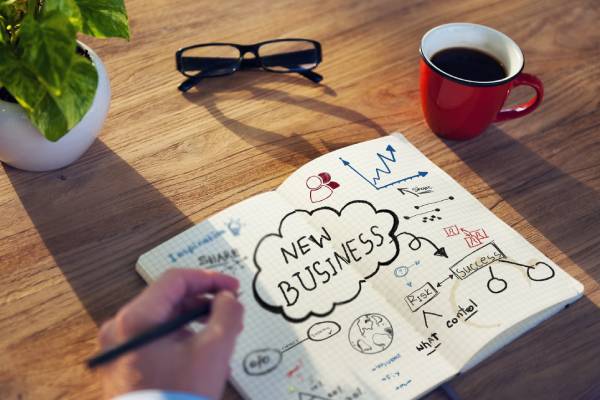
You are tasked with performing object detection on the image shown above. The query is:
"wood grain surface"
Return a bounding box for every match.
[1,0,599,399]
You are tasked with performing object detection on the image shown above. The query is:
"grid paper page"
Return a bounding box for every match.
[137,190,455,399]
[137,133,583,400]
[277,132,583,372]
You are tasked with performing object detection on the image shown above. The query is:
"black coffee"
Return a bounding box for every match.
[430,47,507,82]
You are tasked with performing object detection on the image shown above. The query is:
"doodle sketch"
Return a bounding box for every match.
[253,200,400,322]
[348,313,394,355]
[243,348,283,376]
[339,144,428,190]
[306,172,340,203]
[137,134,582,400]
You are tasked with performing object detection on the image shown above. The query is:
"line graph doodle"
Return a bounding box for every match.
[372,144,398,184]
[339,144,428,190]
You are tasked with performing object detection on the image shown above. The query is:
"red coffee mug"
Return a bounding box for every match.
[420,23,543,140]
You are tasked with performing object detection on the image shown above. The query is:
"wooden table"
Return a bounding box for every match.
[1,0,598,398]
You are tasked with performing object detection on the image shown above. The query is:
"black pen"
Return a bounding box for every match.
[87,301,212,369]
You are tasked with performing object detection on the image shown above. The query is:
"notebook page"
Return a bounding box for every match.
[461,298,575,372]
[137,190,456,399]
[276,133,582,372]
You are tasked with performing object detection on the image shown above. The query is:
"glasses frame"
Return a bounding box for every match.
[175,38,323,92]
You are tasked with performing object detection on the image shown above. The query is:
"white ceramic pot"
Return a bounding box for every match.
[0,41,110,172]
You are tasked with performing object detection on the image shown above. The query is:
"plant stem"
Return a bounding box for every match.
[27,0,39,18]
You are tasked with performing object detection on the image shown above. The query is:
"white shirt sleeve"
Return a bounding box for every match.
[114,390,209,400]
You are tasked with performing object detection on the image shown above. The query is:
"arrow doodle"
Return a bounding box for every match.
[339,144,428,190]
[396,231,448,258]
[414,196,455,210]
[422,310,443,328]
[436,274,454,288]
[397,187,419,197]
[433,247,448,258]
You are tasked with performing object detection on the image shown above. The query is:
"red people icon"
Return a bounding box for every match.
[306,172,340,203]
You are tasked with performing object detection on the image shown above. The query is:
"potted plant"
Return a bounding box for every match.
[0,0,129,171]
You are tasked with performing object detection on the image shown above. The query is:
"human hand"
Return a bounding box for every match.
[97,269,244,399]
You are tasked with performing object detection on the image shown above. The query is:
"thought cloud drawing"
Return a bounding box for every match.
[252,200,400,322]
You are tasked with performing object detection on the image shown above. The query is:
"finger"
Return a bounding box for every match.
[178,295,213,324]
[172,325,196,341]
[200,291,244,346]
[116,269,239,336]
[98,319,117,348]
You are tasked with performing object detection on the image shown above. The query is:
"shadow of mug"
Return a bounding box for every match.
[444,125,600,285]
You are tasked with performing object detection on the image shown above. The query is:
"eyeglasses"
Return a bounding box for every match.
[175,39,323,92]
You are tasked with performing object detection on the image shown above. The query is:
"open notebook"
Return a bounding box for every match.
[137,133,583,400]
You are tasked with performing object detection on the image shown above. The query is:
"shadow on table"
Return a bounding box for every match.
[433,124,600,399]
[181,71,386,165]
[448,295,600,398]
[4,140,194,325]
[444,126,600,285]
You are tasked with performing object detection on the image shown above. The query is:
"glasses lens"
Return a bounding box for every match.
[180,45,241,77]
[258,40,319,72]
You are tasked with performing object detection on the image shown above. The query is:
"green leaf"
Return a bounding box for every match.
[30,92,69,141]
[0,18,6,43]
[18,11,77,95]
[0,0,27,27]
[43,0,82,30]
[33,56,98,141]
[0,45,98,141]
[76,0,129,39]
[0,44,43,111]
[52,54,98,129]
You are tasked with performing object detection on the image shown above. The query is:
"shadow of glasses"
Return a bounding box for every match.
[179,71,387,166]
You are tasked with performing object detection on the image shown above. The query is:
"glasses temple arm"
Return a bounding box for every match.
[178,73,204,92]
[298,69,323,83]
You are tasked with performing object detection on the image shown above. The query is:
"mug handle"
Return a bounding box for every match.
[494,73,544,122]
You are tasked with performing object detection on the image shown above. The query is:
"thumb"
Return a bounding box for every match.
[200,291,244,347]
